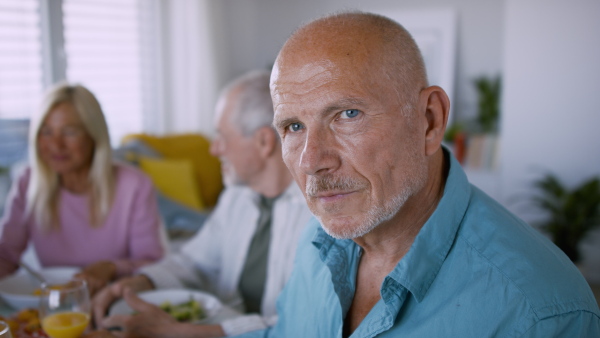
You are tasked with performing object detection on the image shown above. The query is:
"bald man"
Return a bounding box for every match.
[234,11,599,338]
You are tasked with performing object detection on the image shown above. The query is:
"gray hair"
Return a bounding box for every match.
[222,70,275,136]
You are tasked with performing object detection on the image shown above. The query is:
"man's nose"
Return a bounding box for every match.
[298,129,339,176]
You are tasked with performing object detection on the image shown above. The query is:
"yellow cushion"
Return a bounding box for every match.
[122,133,223,208]
[138,156,205,210]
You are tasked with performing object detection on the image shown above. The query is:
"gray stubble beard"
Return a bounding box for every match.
[306,166,427,240]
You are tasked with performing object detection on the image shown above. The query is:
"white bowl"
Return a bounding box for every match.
[0,267,79,310]
[109,289,224,323]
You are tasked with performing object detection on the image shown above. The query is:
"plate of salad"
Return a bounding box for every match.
[109,289,223,323]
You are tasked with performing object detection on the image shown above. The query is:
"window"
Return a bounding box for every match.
[0,0,44,119]
[0,0,159,145]
[63,0,145,144]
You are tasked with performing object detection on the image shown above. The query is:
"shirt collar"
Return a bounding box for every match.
[310,148,472,303]
[389,149,471,302]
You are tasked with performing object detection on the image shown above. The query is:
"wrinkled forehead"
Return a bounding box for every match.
[270,59,336,98]
[271,20,388,91]
[270,46,393,118]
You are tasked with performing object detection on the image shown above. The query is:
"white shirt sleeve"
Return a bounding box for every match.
[138,191,231,291]
[221,314,278,336]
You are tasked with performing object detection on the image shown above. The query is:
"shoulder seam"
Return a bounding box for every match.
[458,236,539,318]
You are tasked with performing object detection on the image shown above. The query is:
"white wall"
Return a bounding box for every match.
[500,0,600,281]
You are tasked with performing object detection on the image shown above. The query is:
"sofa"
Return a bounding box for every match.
[115,133,224,238]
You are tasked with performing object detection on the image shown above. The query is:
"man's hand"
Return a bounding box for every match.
[101,289,227,338]
[101,288,180,337]
[92,275,154,329]
[75,261,117,296]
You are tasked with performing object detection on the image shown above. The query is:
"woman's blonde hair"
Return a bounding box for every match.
[27,83,115,229]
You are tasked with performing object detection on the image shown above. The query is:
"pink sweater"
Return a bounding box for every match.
[0,163,164,278]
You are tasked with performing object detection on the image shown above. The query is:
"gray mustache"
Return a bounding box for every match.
[306,176,366,196]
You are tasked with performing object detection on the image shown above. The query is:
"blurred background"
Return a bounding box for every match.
[0,0,599,281]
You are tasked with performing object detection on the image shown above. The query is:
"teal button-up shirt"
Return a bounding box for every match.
[236,152,600,337]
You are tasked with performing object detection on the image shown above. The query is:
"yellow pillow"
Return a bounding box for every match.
[138,156,205,210]
[121,133,223,208]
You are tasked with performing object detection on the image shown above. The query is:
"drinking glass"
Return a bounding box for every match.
[0,320,13,338]
[39,278,91,338]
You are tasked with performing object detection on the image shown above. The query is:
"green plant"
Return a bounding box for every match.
[474,75,501,133]
[443,123,464,143]
[532,174,600,262]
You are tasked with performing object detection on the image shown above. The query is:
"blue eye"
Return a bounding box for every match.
[288,122,304,132]
[340,109,360,119]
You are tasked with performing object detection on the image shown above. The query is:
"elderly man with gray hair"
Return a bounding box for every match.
[90,70,313,337]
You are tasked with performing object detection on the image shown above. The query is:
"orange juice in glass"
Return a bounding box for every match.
[39,279,90,338]
[0,320,13,338]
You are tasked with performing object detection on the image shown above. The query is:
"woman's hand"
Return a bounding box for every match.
[75,261,117,296]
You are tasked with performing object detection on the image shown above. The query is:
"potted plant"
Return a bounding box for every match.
[531,173,600,263]
[458,75,501,170]
[443,123,466,164]
[474,75,501,134]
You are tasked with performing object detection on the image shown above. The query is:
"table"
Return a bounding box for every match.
[1,291,241,327]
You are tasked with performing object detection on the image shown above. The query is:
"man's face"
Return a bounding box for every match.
[271,49,428,239]
[210,92,262,187]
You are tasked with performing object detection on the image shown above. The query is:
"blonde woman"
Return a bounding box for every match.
[0,83,164,294]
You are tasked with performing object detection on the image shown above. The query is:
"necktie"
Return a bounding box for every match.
[238,195,276,313]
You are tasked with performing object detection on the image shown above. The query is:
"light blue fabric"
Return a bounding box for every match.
[0,118,30,216]
[235,151,600,337]
[0,118,29,168]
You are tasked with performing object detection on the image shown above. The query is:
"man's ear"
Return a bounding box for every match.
[255,126,278,158]
[419,86,450,156]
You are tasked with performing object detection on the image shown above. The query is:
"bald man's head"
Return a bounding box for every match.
[269,11,450,239]
[272,11,429,112]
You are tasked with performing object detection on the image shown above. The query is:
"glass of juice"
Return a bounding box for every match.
[39,278,90,338]
[0,320,13,338]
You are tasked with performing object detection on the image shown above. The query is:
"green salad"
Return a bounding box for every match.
[159,297,206,322]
